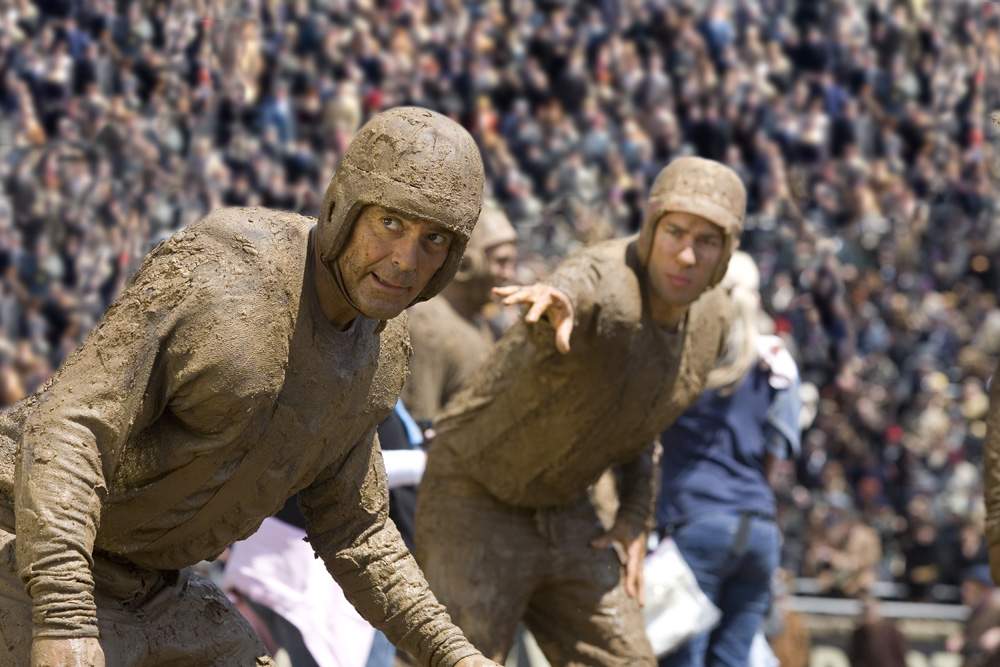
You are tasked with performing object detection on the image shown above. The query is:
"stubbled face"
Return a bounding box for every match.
[485,241,518,286]
[337,204,454,319]
[646,211,725,325]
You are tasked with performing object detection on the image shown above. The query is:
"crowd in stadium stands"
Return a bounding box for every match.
[0,0,998,603]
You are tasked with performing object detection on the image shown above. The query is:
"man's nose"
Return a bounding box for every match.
[677,244,696,267]
[392,235,420,272]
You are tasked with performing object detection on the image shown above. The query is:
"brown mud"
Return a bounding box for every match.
[403,203,516,423]
[416,473,655,666]
[403,296,493,423]
[0,106,490,667]
[317,106,485,304]
[415,157,744,664]
[427,237,731,520]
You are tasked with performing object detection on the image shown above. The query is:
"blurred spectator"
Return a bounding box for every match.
[802,505,881,597]
[847,595,909,667]
[947,565,1000,667]
[902,514,947,600]
[657,252,801,667]
[765,570,810,667]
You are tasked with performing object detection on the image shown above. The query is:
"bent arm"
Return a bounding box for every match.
[543,250,601,317]
[617,442,662,533]
[15,252,187,638]
[301,431,477,667]
[493,250,603,355]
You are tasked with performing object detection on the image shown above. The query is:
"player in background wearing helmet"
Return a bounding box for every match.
[0,107,500,667]
[413,156,746,665]
[403,202,518,426]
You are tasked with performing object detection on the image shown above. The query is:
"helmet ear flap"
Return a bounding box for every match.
[318,195,355,266]
[708,235,736,287]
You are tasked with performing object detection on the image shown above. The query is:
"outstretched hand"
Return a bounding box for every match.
[591,521,648,606]
[493,283,574,354]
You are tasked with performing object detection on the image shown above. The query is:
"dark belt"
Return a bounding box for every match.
[659,510,774,541]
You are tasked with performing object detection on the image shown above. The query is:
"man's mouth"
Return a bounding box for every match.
[371,272,410,292]
[666,274,692,288]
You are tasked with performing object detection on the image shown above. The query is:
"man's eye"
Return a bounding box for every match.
[382,217,402,231]
[427,233,448,246]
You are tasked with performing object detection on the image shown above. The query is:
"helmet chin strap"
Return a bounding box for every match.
[329,255,367,317]
[328,257,398,333]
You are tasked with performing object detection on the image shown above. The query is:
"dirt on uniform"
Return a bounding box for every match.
[414,156,745,666]
[416,238,733,664]
[402,203,517,424]
[428,239,731,519]
[403,297,493,423]
[0,107,486,667]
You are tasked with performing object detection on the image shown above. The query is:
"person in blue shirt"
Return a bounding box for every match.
[657,251,801,667]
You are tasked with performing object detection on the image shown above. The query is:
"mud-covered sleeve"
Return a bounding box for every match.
[616,441,663,532]
[300,429,478,667]
[14,247,192,639]
[984,371,1000,546]
[442,337,490,407]
[540,250,601,334]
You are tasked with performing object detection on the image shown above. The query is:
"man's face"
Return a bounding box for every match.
[646,211,725,323]
[485,241,518,286]
[336,205,454,319]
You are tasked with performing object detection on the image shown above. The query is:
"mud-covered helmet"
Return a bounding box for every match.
[317,106,486,302]
[637,156,746,287]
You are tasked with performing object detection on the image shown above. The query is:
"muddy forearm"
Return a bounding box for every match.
[15,413,104,638]
[617,442,662,532]
[544,252,600,325]
[302,436,477,667]
[329,522,478,667]
[12,333,139,638]
[11,243,192,637]
[985,373,1000,546]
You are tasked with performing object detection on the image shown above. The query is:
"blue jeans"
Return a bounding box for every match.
[659,513,779,667]
[364,630,396,667]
